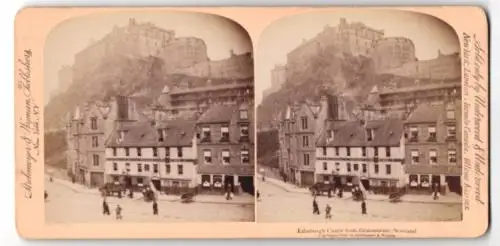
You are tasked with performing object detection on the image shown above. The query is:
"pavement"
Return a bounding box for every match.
[45,179,254,223]
[257,174,462,205]
[47,176,254,205]
[257,179,462,222]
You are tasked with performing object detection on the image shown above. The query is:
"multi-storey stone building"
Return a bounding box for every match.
[371,37,417,71]
[277,96,344,186]
[104,119,198,194]
[65,96,141,187]
[403,99,462,195]
[315,119,406,194]
[195,103,255,195]
[157,78,253,117]
[262,64,287,99]
[174,51,253,79]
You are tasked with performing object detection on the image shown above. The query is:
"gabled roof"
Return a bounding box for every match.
[197,104,238,124]
[106,119,196,147]
[316,119,404,147]
[405,103,443,124]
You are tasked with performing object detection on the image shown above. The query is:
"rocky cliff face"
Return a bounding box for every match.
[258,44,381,129]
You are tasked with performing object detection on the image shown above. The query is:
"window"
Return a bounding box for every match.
[157,129,164,142]
[125,147,130,156]
[239,110,248,120]
[327,130,334,141]
[91,136,99,147]
[323,162,327,171]
[221,126,230,142]
[346,147,351,157]
[374,147,379,157]
[241,150,250,164]
[165,164,171,174]
[153,147,158,157]
[93,154,99,166]
[366,128,373,141]
[429,150,437,165]
[428,126,437,141]
[153,164,158,173]
[303,153,310,166]
[113,162,118,171]
[222,150,230,165]
[125,163,130,172]
[354,163,359,171]
[411,150,420,164]
[447,109,455,120]
[137,163,143,172]
[178,165,183,175]
[137,147,141,157]
[335,147,339,156]
[91,117,97,130]
[385,147,391,157]
[447,126,457,139]
[301,116,308,129]
[322,147,327,156]
[386,164,391,175]
[362,147,366,157]
[335,162,340,172]
[409,126,419,141]
[240,124,250,142]
[202,127,211,142]
[347,163,351,172]
[362,164,367,173]
[137,177,143,184]
[374,164,379,173]
[204,150,212,164]
[144,164,150,172]
[112,148,117,156]
[448,150,457,164]
[302,136,309,147]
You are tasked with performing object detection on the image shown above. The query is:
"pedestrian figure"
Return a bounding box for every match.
[327,188,332,198]
[102,199,110,215]
[152,201,158,215]
[338,188,343,198]
[115,205,123,220]
[262,175,265,182]
[312,199,320,215]
[361,201,367,215]
[118,190,122,199]
[325,204,332,219]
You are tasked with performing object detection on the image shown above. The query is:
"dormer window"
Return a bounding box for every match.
[220,125,229,142]
[327,130,334,142]
[157,129,165,142]
[202,127,211,143]
[91,117,98,130]
[301,116,308,130]
[118,130,126,143]
[239,110,248,120]
[409,126,419,142]
[428,126,437,142]
[366,128,374,141]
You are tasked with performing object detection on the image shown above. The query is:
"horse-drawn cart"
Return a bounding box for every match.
[388,189,405,203]
[181,193,195,203]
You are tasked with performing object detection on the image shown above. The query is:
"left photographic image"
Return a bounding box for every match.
[43,11,255,223]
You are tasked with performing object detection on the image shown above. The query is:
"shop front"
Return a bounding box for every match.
[405,165,462,196]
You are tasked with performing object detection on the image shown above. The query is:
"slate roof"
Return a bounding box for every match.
[197,104,239,124]
[405,104,443,124]
[379,82,460,95]
[316,119,404,147]
[106,119,196,147]
[170,82,252,95]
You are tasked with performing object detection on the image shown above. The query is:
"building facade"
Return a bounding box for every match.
[157,78,254,117]
[277,96,338,187]
[403,100,462,195]
[371,37,417,71]
[262,64,287,99]
[104,119,198,194]
[65,96,141,187]
[315,119,406,194]
[195,103,255,195]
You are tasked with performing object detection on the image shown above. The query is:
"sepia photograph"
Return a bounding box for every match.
[256,10,463,222]
[43,11,256,223]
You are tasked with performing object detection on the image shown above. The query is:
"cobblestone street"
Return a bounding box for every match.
[257,180,462,222]
[45,179,255,223]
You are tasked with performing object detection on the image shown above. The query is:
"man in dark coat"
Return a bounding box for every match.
[102,199,110,215]
[361,201,367,215]
[153,201,158,215]
[313,199,320,215]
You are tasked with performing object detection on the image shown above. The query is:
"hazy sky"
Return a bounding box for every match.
[255,9,460,104]
[44,11,252,105]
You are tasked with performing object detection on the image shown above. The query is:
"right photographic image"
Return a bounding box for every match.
[255,9,462,222]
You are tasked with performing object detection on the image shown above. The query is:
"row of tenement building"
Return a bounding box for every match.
[277,82,462,195]
[66,81,255,195]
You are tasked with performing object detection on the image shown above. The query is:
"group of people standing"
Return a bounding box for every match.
[101,190,160,220]
[312,193,368,220]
